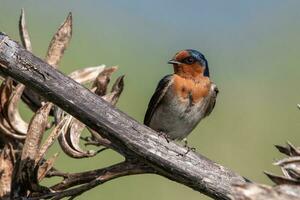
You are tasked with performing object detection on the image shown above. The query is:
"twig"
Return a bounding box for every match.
[29,161,153,200]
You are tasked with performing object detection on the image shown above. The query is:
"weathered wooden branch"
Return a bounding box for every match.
[0,32,246,199]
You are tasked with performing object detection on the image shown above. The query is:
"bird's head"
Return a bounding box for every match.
[168,49,209,78]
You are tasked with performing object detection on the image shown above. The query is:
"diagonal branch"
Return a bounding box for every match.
[0,32,246,200]
[50,160,153,191]
[30,161,153,200]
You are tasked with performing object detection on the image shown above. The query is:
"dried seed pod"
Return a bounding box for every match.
[58,115,96,158]
[0,79,26,139]
[233,143,300,199]
[20,103,52,163]
[264,172,300,185]
[11,103,52,195]
[7,84,28,135]
[68,65,105,84]
[37,153,59,181]
[102,75,124,105]
[45,12,72,68]
[93,66,118,96]
[233,183,300,200]
[19,8,32,52]
[36,115,69,163]
[275,142,300,156]
[57,67,124,156]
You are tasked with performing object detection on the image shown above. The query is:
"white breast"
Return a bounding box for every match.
[149,84,216,140]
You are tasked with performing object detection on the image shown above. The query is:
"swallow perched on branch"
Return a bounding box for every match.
[144,49,218,142]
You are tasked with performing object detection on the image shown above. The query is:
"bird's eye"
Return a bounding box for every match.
[184,57,196,64]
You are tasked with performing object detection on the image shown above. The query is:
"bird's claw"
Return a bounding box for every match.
[158,131,170,143]
[175,139,196,156]
[176,146,196,157]
[184,146,196,155]
[183,138,196,155]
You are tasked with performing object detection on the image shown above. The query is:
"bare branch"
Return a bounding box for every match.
[30,161,154,199]
[86,127,112,148]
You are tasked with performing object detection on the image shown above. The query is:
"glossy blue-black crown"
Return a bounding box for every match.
[186,49,209,77]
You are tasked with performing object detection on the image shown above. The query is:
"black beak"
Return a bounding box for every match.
[168,59,182,65]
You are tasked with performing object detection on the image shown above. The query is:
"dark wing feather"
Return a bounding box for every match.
[144,75,173,126]
[203,83,218,118]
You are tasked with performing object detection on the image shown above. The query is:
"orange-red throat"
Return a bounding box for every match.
[173,62,206,78]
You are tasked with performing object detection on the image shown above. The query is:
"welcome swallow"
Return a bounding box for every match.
[144,49,218,141]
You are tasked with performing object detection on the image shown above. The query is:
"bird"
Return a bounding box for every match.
[144,49,218,143]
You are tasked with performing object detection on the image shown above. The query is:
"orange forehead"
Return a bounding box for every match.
[174,50,190,61]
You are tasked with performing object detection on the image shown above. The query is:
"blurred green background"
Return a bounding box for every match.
[1,0,300,199]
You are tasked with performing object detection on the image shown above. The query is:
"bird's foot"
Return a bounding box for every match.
[184,146,196,155]
[183,138,196,155]
[183,138,188,148]
[176,138,196,156]
[158,131,170,143]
